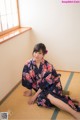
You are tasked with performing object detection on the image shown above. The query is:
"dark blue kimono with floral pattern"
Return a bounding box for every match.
[22,59,80,111]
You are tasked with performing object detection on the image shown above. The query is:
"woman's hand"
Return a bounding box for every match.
[28,95,37,104]
[28,88,42,105]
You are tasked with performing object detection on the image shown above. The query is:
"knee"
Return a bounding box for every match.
[47,94,52,100]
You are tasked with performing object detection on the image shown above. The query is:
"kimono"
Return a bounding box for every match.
[22,58,80,111]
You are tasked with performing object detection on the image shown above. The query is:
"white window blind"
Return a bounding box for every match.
[0,0,19,33]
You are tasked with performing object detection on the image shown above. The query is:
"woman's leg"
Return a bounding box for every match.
[47,94,80,120]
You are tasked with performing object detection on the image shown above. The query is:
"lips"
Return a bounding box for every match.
[35,57,39,59]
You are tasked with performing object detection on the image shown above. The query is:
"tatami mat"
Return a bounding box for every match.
[0,71,80,120]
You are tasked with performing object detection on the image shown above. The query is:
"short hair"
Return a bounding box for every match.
[33,43,47,55]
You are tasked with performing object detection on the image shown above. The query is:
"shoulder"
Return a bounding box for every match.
[44,60,52,66]
[44,60,56,69]
[23,59,33,68]
[43,60,54,72]
[25,59,32,65]
[23,59,33,71]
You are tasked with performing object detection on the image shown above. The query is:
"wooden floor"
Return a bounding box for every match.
[0,71,80,120]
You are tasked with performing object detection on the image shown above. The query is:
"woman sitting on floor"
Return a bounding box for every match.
[22,43,80,120]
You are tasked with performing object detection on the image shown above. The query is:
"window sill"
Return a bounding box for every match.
[0,27,32,44]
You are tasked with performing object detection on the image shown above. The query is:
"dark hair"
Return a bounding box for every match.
[33,43,47,55]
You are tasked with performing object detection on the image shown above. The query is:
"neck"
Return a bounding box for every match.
[36,62,40,68]
[33,58,42,63]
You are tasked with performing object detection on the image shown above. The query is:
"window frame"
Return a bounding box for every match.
[0,0,20,36]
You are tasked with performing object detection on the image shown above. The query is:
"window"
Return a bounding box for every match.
[0,0,19,36]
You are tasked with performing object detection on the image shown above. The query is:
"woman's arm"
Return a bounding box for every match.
[28,88,42,104]
[22,64,33,89]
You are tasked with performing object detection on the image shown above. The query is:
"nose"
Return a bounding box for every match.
[36,52,39,56]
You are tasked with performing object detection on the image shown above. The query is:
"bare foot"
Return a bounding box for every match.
[23,90,32,96]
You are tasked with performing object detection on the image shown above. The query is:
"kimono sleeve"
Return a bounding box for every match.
[52,66,59,77]
[52,65,61,77]
[22,65,32,89]
[39,63,61,90]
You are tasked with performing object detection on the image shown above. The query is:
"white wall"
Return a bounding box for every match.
[19,0,80,72]
[0,31,32,101]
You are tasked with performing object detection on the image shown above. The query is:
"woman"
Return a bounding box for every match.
[22,43,80,120]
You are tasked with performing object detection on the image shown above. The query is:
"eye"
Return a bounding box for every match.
[34,51,37,53]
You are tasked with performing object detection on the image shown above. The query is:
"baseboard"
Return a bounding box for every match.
[57,70,80,73]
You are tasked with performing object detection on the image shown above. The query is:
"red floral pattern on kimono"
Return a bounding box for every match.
[22,59,80,111]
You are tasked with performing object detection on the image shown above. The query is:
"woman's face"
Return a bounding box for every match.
[33,50,44,62]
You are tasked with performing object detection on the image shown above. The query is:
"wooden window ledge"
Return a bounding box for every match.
[0,27,32,44]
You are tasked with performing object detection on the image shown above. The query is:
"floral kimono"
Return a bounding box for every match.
[22,59,80,111]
